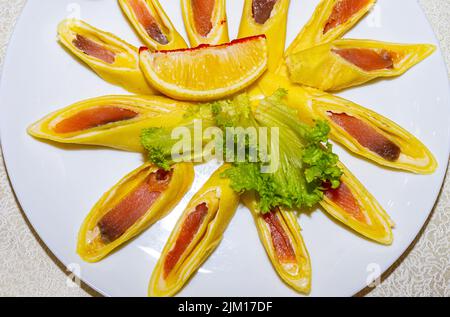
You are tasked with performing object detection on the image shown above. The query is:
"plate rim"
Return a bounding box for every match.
[0,0,449,297]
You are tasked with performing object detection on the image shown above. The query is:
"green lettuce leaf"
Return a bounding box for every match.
[217,89,342,213]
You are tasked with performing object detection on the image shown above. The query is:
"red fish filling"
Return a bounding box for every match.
[98,169,173,243]
[54,106,138,134]
[328,112,401,161]
[252,0,278,24]
[333,48,394,71]
[73,34,116,64]
[191,0,215,37]
[324,182,365,222]
[323,0,370,34]
[263,208,296,263]
[164,202,209,278]
[128,0,168,44]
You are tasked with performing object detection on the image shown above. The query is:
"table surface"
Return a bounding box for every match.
[0,0,449,297]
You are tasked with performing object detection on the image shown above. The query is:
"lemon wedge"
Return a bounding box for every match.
[139,35,268,101]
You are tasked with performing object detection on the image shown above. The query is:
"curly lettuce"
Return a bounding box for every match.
[218,89,342,212]
[141,89,342,213]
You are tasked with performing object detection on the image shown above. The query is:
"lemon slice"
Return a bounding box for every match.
[139,35,268,101]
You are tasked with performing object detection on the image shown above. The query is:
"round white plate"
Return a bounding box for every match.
[1,0,449,297]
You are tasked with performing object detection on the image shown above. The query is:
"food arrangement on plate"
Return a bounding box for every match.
[27,0,437,296]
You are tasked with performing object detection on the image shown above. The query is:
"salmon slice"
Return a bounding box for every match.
[252,0,278,24]
[333,48,394,71]
[98,169,173,243]
[73,34,116,64]
[329,112,401,161]
[164,202,209,278]
[263,208,296,263]
[324,182,365,222]
[128,0,168,44]
[54,106,138,134]
[323,0,370,34]
[192,0,215,36]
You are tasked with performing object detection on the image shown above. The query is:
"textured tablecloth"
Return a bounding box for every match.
[0,0,449,297]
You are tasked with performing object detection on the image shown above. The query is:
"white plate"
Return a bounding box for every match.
[0,0,449,297]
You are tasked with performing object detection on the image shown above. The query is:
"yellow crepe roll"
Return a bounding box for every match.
[258,73,437,174]
[320,163,394,245]
[58,19,155,94]
[286,0,376,55]
[270,0,376,77]
[286,39,436,91]
[28,95,191,152]
[118,0,187,50]
[303,87,438,174]
[181,0,229,46]
[77,162,194,262]
[149,164,240,297]
[238,0,290,72]
[242,192,311,294]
